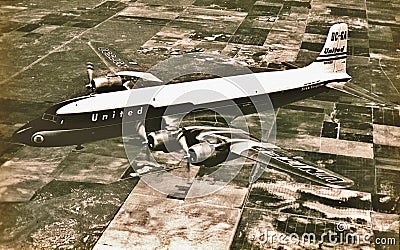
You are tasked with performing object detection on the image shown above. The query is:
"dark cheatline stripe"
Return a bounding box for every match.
[317,52,347,57]
[315,55,347,62]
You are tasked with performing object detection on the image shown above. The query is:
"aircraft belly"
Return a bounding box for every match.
[269,84,330,108]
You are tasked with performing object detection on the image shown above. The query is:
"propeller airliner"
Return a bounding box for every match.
[13,23,356,189]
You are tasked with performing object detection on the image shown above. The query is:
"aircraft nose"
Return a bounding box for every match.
[12,124,34,145]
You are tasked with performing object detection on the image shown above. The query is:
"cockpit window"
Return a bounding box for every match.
[42,113,62,124]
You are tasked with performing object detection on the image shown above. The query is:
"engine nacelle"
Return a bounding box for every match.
[188,142,216,164]
[147,130,179,152]
[86,76,124,92]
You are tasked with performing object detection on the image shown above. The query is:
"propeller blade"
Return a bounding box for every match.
[87,62,94,82]
[177,130,189,156]
[136,122,148,144]
[177,130,190,172]
[135,122,151,160]
[186,159,190,173]
[86,62,95,90]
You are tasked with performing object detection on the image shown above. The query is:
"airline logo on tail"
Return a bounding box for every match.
[324,46,345,54]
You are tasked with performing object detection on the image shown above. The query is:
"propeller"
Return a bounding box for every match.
[86,62,95,91]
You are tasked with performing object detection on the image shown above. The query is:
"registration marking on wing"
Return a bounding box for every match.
[248,146,354,188]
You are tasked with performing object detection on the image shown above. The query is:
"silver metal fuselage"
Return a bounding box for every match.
[12,68,351,147]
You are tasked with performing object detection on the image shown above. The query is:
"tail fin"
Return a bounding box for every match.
[308,23,348,73]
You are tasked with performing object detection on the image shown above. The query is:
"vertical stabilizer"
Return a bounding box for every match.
[308,23,348,73]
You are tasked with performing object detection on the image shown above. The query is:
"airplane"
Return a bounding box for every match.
[12,23,355,188]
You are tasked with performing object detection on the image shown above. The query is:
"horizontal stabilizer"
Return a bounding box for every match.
[326,82,396,107]
[282,61,300,69]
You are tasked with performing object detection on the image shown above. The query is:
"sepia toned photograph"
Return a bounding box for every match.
[0,0,399,249]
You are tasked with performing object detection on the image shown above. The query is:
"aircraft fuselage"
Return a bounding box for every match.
[12,68,350,147]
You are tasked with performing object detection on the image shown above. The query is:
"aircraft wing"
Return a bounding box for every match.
[230,140,354,188]
[145,115,354,191]
[86,42,164,91]
[87,41,133,73]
